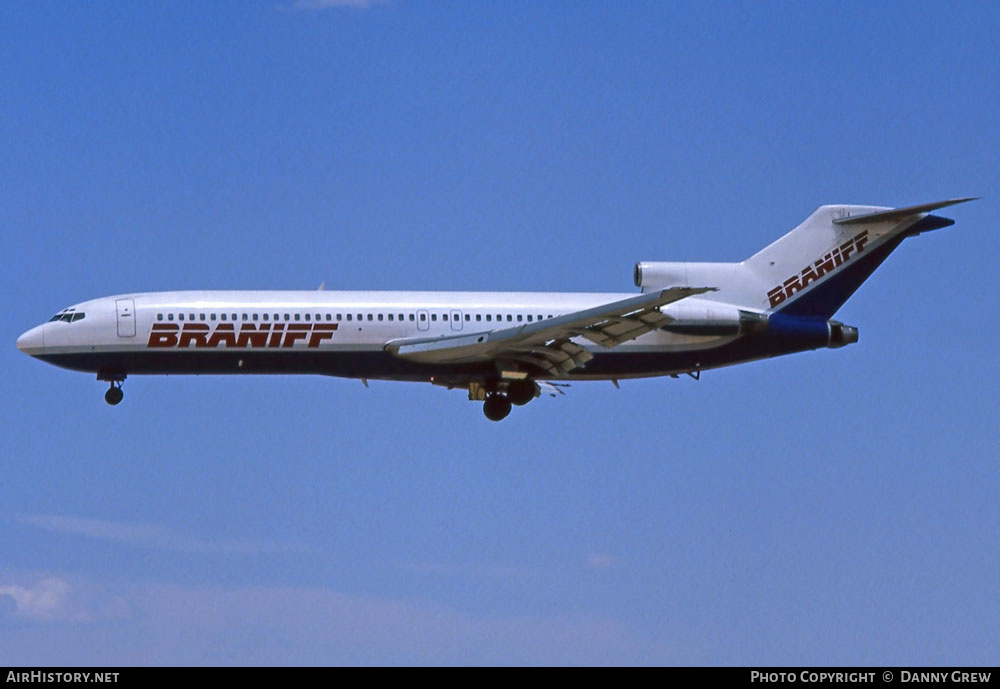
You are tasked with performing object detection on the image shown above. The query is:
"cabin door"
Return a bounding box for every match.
[116,299,136,337]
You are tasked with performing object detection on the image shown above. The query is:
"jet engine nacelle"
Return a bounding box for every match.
[634,260,757,305]
[659,300,744,336]
[634,261,686,289]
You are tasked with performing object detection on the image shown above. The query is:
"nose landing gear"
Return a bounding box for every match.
[104,382,124,406]
[99,371,126,406]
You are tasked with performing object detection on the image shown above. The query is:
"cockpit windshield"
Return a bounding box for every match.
[49,310,85,323]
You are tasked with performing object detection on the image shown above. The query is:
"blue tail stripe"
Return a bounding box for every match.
[776,236,904,318]
[775,214,953,318]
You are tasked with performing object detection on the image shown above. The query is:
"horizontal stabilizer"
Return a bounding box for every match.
[832,197,977,225]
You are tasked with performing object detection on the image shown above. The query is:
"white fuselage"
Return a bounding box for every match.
[18,290,744,384]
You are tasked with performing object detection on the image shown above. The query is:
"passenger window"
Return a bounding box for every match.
[476,314,482,321]
[347,314,353,321]
[506,315,512,322]
[527,315,533,322]
[210,313,217,321]
[199,314,205,321]
[517,315,523,322]
[179,314,184,321]
[168,313,174,321]
[431,314,437,321]
[409,314,415,321]
[337,314,342,321]
[486,315,492,322]
[220,314,227,321]
[443,313,448,321]
[367,314,373,321]
[326,314,331,321]
[387,314,393,321]
[284,314,290,321]
[232,314,237,321]
[419,313,426,321]
[357,314,362,321]
[157,314,163,321]
[378,314,383,321]
[398,314,404,321]
[305,314,311,321]
[263,313,269,321]
[465,314,470,321]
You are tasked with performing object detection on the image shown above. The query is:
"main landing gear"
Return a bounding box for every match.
[479,380,538,421]
[483,393,512,421]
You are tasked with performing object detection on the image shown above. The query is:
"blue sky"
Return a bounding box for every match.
[2,0,998,665]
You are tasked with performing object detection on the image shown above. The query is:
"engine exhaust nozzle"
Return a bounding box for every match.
[828,322,859,348]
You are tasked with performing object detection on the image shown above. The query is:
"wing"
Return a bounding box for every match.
[384,287,714,377]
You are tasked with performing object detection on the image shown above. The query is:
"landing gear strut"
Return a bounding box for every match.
[483,393,512,422]
[104,381,124,406]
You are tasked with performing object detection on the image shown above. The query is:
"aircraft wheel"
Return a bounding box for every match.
[105,386,123,406]
[483,394,512,421]
[506,380,538,406]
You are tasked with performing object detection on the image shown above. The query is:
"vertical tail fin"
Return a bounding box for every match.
[743,199,972,318]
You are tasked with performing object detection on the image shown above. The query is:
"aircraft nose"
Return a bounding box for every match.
[17,324,45,354]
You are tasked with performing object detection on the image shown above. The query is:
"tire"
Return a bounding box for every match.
[483,394,512,421]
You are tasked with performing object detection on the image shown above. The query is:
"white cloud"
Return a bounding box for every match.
[586,553,617,569]
[14,514,312,556]
[401,561,542,581]
[0,572,678,664]
[0,576,128,624]
[115,582,662,664]
[289,0,386,10]
[0,578,70,622]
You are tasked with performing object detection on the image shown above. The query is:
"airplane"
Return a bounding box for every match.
[17,198,974,421]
